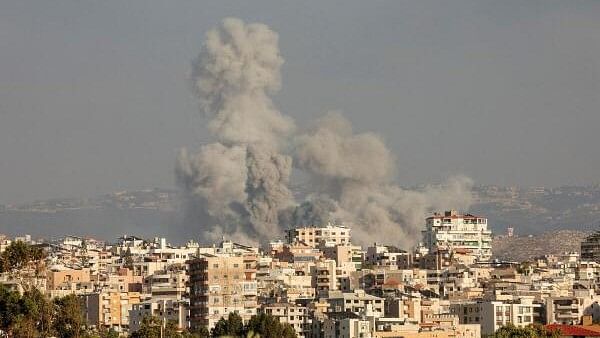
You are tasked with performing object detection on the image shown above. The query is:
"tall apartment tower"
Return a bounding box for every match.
[422,210,492,262]
[581,231,600,263]
[188,245,258,331]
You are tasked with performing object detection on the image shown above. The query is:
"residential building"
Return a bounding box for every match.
[422,210,492,262]
[188,243,258,331]
[262,303,311,337]
[286,223,351,248]
[582,232,600,263]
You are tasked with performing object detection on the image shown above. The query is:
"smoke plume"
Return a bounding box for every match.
[177,18,293,244]
[178,18,474,247]
[292,113,473,247]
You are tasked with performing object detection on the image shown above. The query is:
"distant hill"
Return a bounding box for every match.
[492,230,589,262]
[471,185,600,235]
[2,185,600,244]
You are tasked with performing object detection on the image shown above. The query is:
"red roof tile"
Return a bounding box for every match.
[546,324,600,336]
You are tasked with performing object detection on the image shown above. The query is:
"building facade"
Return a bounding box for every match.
[188,251,258,331]
[581,231,600,263]
[286,224,351,248]
[422,210,492,262]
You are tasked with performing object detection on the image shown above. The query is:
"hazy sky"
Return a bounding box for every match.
[1,1,599,205]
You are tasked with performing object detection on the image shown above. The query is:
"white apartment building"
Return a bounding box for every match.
[545,288,600,325]
[422,210,492,262]
[328,289,385,318]
[449,297,539,335]
[323,317,372,338]
[286,223,351,248]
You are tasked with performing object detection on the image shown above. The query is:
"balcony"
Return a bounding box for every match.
[555,304,578,310]
[556,312,579,319]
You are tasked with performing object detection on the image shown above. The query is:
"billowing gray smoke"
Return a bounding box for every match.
[178,18,473,247]
[176,18,293,245]
[291,112,473,247]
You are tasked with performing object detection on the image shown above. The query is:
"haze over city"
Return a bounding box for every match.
[1,0,599,207]
[3,2,600,338]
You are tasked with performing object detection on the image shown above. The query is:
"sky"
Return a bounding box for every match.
[0,0,599,205]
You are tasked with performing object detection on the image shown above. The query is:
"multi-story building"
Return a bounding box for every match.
[581,231,600,263]
[145,269,188,300]
[129,299,189,332]
[449,297,539,335]
[286,223,351,248]
[422,210,492,262]
[545,290,600,325]
[366,244,409,269]
[327,289,385,318]
[262,303,311,337]
[323,315,372,338]
[322,244,363,270]
[312,260,338,298]
[47,268,91,291]
[188,243,258,331]
[82,291,141,333]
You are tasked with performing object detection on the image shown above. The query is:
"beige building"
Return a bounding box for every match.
[323,244,363,270]
[47,268,91,290]
[262,303,311,337]
[286,224,351,248]
[449,297,539,335]
[313,259,338,298]
[328,289,385,318]
[546,290,600,325]
[145,268,188,300]
[129,299,189,333]
[188,250,258,331]
[324,316,372,338]
[82,291,141,333]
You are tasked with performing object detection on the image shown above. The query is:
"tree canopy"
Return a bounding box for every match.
[0,285,89,338]
[129,312,297,338]
[0,241,46,273]
[486,323,560,338]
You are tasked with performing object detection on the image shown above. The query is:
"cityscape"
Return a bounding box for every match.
[2,1,600,338]
[3,210,600,337]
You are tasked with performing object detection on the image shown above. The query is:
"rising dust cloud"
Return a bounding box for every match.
[176,18,473,247]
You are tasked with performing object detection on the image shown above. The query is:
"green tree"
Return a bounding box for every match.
[80,239,90,268]
[106,328,121,338]
[0,284,26,334]
[0,284,55,337]
[244,313,296,338]
[0,241,47,283]
[183,326,209,338]
[97,326,120,338]
[211,312,244,337]
[164,319,183,338]
[22,288,54,336]
[12,315,40,338]
[123,247,134,270]
[53,294,85,338]
[486,323,560,338]
[130,315,161,338]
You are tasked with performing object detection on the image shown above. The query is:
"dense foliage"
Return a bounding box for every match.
[486,323,560,338]
[0,241,46,273]
[129,312,296,338]
[0,285,96,338]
